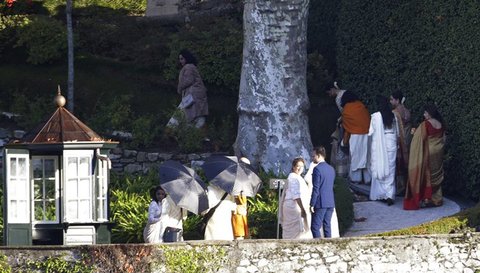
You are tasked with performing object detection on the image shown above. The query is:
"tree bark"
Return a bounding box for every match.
[234,0,312,175]
[66,0,74,112]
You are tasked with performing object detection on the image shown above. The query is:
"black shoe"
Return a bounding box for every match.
[386,198,394,206]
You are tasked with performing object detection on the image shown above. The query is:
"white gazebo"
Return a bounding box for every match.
[3,90,118,245]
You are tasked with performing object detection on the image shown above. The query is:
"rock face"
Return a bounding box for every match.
[234,0,312,175]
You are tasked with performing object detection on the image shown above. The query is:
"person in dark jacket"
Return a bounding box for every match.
[310,146,336,238]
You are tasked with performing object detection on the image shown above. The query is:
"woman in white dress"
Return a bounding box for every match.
[280,157,313,239]
[369,95,398,205]
[204,185,236,240]
[143,186,166,243]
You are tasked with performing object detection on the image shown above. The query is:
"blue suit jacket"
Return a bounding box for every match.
[310,162,336,208]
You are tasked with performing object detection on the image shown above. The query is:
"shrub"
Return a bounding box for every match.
[9,89,52,130]
[42,0,146,15]
[15,15,66,64]
[88,94,133,134]
[130,115,160,149]
[0,15,29,58]
[110,172,158,243]
[167,109,204,153]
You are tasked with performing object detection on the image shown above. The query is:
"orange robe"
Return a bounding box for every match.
[342,101,370,145]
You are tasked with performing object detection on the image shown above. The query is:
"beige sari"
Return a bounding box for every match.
[403,121,444,210]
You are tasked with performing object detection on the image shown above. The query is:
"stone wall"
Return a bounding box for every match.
[145,0,240,20]
[109,147,219,174]
[1,234,479,272]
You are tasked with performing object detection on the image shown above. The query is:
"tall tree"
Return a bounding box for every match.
[234,0,312,175]
[66,0,74,112]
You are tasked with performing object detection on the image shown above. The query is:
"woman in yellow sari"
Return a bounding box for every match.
[403,104,445,210]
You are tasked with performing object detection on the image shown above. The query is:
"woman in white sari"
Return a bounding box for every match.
[280,157,313,239]
[369,96,398,205]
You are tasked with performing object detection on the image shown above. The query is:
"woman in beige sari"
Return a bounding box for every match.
[403,104,445,210]
[280,158,313,239]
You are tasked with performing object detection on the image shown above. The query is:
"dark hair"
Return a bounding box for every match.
[326,81,339,89]
[376,95,394,128]
[150,186,164,202]
[291,157,305,172]
[340,90,359,107]
[179,49,198,65]
[391,90,404,102]
[424,103,444,126]
[313,146,327,158]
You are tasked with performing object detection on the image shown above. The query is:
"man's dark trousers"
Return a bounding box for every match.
[311,207,334,238]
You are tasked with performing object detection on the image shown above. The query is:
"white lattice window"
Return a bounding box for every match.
[63,150,93,222]
[32,156,59,223]
[6,151,30,223]
[96,157,108,221]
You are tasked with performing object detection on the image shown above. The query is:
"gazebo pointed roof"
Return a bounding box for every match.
[28,107,102,143]
[24,88,103,144]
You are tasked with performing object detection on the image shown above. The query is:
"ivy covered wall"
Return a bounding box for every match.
[330,0,480,200]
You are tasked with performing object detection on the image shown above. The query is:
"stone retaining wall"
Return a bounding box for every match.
[108,147,219,174]
[1,234,479,272]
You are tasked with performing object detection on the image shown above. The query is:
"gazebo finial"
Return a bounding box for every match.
[55,85,66,107]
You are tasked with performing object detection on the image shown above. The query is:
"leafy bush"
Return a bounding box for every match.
[88,94,133,134]
[9,89,52,130]
[42,0,146,15]
[15,15,66,64]
[130,115,160,149]
[334,0,480,200]
[0,15,29,58]
[167,109,204,153]
[110,172,158,243]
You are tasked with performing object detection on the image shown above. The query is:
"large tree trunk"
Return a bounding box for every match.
[234,0,312,175]
[66,0,74,112]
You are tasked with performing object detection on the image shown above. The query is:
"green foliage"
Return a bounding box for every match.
[333,177,354,233]
[25,255,94,273]
[9,89,51,130]
[110,172,158,243]
[15,15,66,64]
[0,15,29,57]
[168,110,204,153]
[335,0,480,200]
[0,255,10,273]
[207,116,235,152]
[130,115,160,149]
[159,246,226,273]
[164,16,243,94]
[42,0,146,15]
[88,94,133,133]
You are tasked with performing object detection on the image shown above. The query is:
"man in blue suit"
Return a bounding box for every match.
[310,146,336,238]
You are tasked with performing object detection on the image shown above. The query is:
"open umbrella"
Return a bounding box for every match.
[201,156,262,197]
[159,160,209,214]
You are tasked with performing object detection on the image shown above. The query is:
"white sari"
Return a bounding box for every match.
[280,172,313,239]
[158,196,187,242]
[368,112,398,200]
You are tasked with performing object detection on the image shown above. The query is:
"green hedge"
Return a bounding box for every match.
[333,0,480,200]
